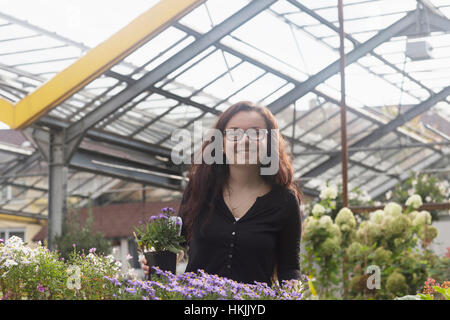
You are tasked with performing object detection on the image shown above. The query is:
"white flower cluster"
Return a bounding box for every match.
[1,237,124,281]
[82,252,122,277]
[319,186,337,200]
[349,190,372,203]
[405,194,422,209]
[0,236,51,277]
[409,210,432,226]
[335,208,356,232]
[437,180,450,197]
[312,204,326,217]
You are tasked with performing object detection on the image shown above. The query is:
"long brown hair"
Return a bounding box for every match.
[180,101,302,243]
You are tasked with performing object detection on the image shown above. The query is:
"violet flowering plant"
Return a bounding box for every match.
[133,207,185,254]
[104,266,307,300]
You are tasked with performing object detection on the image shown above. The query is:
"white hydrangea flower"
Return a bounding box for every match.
[405,194,423,209]
[312,204,326,217]
[319,186,338,200]
[412,210,432,226]
[370,210,385,224]
[335,208,356,232]
[384,202,402,217]
[319,215,333,228]
[425,196,431,202]
[408,211,419,223]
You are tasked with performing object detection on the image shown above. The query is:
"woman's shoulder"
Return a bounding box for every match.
[275,186,300,205]
[277,187,302,224]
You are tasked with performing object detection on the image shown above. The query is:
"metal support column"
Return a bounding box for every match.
[48,129,68,250]
[338,0,348,208]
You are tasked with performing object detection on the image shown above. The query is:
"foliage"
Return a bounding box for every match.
[396,278,450,300]
[0,236,121,300]
[54,200,112,261]
[104,267,307,300]
[387,171,450,221]
[301,188,447,300]
[305,182,373,220]
[0,236,307,300]
[133,207,185,254]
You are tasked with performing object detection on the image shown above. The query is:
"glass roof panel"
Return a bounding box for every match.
[0,0,449,206]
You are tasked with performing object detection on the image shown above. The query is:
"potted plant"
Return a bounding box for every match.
[133,207,185,279]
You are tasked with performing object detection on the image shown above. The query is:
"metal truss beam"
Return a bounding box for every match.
[2,0,204,130]
[36,117,185,166]
[369,148,449,199]
[0,97,14,127]
[70,149,182,191]
[64,0,277,144]
[174,22,438,155]
[301,86,450,179]
[0,209,47,221]
[267,9,417,114]
[293,141,450,155]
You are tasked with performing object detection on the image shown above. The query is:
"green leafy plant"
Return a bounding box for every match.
[305,182,373,221]
[54,199,112,261]
[301,189,445,300]
[396,278,450,300]
[0,236,121,300]
[0,235,307,300]
[133,207,185,254]
[388,171,449,221]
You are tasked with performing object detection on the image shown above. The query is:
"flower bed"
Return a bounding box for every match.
[302,192,449,299]
[104,267,306,300]
[0,236,306,300]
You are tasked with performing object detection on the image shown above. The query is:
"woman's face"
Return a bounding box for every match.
[223,111,268,165]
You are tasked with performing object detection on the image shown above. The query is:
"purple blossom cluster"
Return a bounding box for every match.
[148,213,169,222]
[104,267,304,300]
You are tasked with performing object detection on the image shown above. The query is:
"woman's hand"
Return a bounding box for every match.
[141,251,185,276]
[141,257,150,276]
[177,250,184,263]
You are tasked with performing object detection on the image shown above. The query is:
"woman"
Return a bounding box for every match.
[142,101,303,286]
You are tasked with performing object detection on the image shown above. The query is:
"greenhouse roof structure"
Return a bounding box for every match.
[0,0,449,223]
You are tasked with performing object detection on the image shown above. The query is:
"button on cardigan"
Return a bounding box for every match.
[178,184,302,286]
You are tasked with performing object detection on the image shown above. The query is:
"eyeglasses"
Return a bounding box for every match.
[223,128,268,141]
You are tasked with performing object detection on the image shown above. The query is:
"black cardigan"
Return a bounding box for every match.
[177,184,302,286]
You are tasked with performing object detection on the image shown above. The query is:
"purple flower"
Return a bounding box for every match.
[89,248,96,254]
[72,243,76,248]
[161,207,175,214]
[125,287,137,294]
[37,285,45,293]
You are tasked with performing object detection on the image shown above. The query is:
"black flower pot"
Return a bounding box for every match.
[144,251,176,279]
